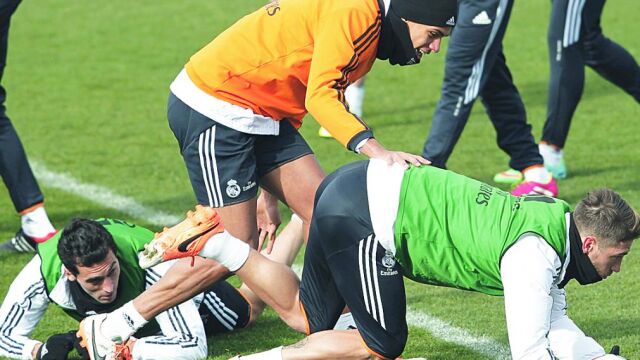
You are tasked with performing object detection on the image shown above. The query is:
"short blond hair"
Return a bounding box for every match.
[574,188,640,245]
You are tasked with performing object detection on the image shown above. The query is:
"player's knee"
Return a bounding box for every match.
[364,332,407,360]
[196,342,208,360]
[583,37,607,66]
[282,311,308,334]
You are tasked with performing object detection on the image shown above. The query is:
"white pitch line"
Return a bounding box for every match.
[34,161,510,359]
[31,161,181,226]
[291,265,510,359]
[406,307,511,359]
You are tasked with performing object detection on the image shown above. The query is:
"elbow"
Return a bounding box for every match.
[304,97,317,117]
[195,340,208,360]
[182,338,208,360]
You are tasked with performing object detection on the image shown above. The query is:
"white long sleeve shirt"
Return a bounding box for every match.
[501,234,605,359]
[0,258,207,360]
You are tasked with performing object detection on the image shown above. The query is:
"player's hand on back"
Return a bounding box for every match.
[35,331,77,360]
[358,138,430,169]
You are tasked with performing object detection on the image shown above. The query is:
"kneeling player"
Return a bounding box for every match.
[0,214,303,360]
[85,160,639,359]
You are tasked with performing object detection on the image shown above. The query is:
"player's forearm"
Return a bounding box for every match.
[133,257,227,320]
[358,138,385,158]
[0,334,40,360]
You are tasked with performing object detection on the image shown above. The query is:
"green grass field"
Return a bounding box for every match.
[0,0,638,359]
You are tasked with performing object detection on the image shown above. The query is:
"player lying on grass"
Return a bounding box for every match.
[0,214,304,360]
[89,159,640,359]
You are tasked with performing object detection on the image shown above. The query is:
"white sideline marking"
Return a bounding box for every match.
[292,265,510,358]
[34,162,510,358]
[31,161,181,226]
[406,307,511,359]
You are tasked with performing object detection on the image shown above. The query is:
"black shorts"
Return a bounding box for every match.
[299,161,408,359]
[198,280,251,335]
[167,92,313,207]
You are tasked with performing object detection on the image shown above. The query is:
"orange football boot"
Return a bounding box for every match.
[139,205,224,269]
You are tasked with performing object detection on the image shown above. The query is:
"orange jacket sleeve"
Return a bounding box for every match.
[305,5,381,151]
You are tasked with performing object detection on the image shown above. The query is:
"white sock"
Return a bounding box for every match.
[523,166,552,184]
[21,207,55,239]
[345,84,365,118]
[539,143,563,167]
[198,231,250,272]
[237,346,283,360]
[102,301,148,341]
[333,312,357,330]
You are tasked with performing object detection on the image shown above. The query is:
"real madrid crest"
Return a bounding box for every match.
[226,179,241,198]
[382,251,396,269]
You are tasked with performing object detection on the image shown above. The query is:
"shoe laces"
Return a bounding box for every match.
[113,340,134,360]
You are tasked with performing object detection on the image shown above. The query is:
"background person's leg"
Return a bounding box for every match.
[0,0,55,251]
[582,0,640,102]
[481,50,542,173]
[480,49,557,196]
[541,0,588,150]
[0,105,43,215]
[422,0,511,168]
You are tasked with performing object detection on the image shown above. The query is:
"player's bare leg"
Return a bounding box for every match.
[239,214,304,322]
[232,330,376,360]
[133,256,226,320]
[231,249,306,332]
[260,154,324,242]
[132,198,260,318]
[282,330,376,360]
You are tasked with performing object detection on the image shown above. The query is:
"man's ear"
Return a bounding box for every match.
[582,236,596,253]
[63,266,77,281]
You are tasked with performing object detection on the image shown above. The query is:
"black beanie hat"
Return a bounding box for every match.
[391,0,457,27]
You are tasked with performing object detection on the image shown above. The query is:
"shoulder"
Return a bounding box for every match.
[502,234,562,276]
[319,0,381,27]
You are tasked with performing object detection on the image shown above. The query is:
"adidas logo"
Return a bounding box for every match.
[472,11,492,25]
[446,16,456,26]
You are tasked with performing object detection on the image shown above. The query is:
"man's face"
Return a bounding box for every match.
[584,237,632,279]
[404,20,451,58]
[66,250,121,304]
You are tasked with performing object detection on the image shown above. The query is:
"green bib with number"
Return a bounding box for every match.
[393,166,571,296]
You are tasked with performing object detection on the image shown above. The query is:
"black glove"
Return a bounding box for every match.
[610,345,620,355]
[36,331,77,360]
[73,335,90,360]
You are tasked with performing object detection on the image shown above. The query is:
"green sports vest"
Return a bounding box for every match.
[37,218,160,335]
[393,166,572,296]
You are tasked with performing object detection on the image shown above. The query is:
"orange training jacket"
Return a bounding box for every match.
[184,0,381,150]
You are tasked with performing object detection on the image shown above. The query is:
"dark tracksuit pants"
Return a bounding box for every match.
[0,0,44,213]
[542,0,640,148]
[422,0,543,172]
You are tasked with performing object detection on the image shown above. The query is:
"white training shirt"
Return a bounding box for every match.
[0,258,208,360]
